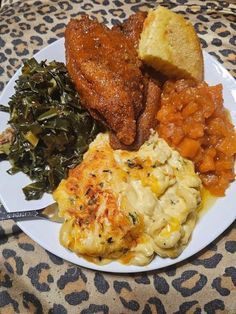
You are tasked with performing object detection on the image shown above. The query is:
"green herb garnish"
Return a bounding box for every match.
[0,58,102,200]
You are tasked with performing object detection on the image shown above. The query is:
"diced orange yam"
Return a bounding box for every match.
[188,123,204,139]
[200,173,218,188]
[192,110,205,124]
[209,84,223,110]
[205,147,217,157]
[224,170,235,182]
[208,184,225,197]
[199,155,215,173]
[194,148,204,164]
[177,79,196,91]
[206,170,234,196]
[201,174,224,196]
[203,101,215,118]
[182,101,198,118]
[171,127,185,146]
[178,138,200,159]
[167,112,183,123]
[158,124,174,140]
[208,135,219,146]
[217,135,236,156]
[213,176,230,196]
[183,122,192,134]
[172,94,184,110]
[215,160,234,171]
[159,124,184,146]
[156,107,173,123]
[207,117,228,137]
[198,93,215,118]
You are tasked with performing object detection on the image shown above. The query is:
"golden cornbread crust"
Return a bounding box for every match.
[138,6,204,81]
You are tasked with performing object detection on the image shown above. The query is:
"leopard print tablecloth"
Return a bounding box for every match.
[0,1,236,313]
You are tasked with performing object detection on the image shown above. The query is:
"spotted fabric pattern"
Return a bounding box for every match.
[0,0,236,313]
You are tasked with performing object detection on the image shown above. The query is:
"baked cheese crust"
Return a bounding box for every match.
[53,132,202,265]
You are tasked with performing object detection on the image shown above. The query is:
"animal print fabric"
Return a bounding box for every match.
[0,0,235,313]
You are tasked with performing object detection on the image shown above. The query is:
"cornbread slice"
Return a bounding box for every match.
[138,6,204,81]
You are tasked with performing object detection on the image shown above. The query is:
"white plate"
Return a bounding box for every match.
[0,38,236,273]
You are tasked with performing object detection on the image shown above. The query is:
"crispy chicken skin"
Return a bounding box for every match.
[110,12,161,150]
[65,16,145,146]
[109,80,161,150]
[113,11,147,49]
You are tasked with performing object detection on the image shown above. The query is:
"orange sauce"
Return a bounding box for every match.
[198,188,218,219]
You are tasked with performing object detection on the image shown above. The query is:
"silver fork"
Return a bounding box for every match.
[0,203,64,223]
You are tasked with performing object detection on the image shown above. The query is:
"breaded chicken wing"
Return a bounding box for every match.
[110,12,161,150]
[113,11,147,50]
[65,16,145,146]
[109,80,161,150]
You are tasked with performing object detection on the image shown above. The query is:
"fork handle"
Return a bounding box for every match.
[0,210,41,221]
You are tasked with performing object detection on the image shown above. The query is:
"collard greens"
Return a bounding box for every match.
[0,58,102,200]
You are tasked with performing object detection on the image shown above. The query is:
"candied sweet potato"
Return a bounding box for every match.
[178,138,200,159]
[157,79,236,196]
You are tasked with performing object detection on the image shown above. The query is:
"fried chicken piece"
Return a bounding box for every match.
[110,12,161,150]
[65,16,145,146]
[113,11,147,49]
[109,80,161,150]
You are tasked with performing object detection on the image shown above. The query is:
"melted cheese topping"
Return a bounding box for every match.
[53,131,202,265]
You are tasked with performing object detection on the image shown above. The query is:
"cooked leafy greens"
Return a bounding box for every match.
[0,58,102,200]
